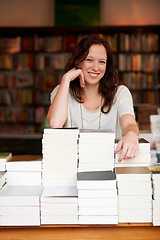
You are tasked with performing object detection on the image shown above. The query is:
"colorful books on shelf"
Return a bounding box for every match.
[42,128,79,187]
[77,171,118,225]
[115,138,151,167]
[119,33,159,52]
[0,152,12,171]
[0,185,43,226]
[0,37,21,53]
[6,155,42,186]
[116,167,152,223]
[41,186,78,224]
[78,129,115,172]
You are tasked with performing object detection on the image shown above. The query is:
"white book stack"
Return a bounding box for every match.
[0,153,12,171]
[78,129,115,172]
[116,167,152,223]
[0,185,43,226]
[0,171,7,189]
[41,186,78,224]
[77,171,118,224]
[151,169,160,226]
[115,138,151,167]
[42,128,79,187]
[6,155,42,186]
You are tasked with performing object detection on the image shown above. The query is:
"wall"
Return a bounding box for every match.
[0,0,54,26]
[0,0,159,27]
[100,0,160,25]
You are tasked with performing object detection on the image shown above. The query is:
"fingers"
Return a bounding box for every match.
[79,71,85,88]
[118,144,139,163]
[76,68,85,88]
[114,140,122,153]
[115,139,139,163]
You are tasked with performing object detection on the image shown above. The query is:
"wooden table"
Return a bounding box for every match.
[0,224,160,240]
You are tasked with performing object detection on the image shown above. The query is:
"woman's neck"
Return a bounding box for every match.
[82,84,99,100]
[82,85,102,111]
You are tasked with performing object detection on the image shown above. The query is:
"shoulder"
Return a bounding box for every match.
[50,84,74,104]
[115,84,132,99]
[50,85,60,103]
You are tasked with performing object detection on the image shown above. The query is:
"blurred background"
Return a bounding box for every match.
[0,0,160,154]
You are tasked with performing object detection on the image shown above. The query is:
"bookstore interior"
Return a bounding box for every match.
[0,0,160,238]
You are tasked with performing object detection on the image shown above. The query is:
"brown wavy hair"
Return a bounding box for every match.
[65,34,120,114]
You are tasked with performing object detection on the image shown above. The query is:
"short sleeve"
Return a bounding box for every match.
[115,85,135,139]
[115,85,135,119]
[50,85,60,103]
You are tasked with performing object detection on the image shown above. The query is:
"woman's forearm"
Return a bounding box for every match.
[47,77,70,128]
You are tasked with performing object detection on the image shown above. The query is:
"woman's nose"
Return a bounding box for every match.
[92,61,99,71]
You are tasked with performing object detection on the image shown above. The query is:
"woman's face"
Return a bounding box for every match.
[79,44,107,86]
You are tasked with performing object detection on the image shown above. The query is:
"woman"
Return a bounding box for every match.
[47,35,139,162]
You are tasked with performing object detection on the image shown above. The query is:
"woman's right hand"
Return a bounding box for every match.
[62,68,85,88]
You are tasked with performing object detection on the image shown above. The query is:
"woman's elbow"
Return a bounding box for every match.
[47,115,63,129]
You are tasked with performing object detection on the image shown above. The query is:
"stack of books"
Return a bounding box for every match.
[0,153,12,171]
[115,138,151,167]
[77,171,118,224]
[78,129,115,172]
[6,155,42,186]
[151,165,160,226]
[0,185,43,226]
[156,143,160,163]
[41,186,78,224]
[42,128,79,187]
[116,167,152,223]
[0,171,7,189]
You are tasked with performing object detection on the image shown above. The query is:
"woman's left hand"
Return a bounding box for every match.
[114,131,139,162]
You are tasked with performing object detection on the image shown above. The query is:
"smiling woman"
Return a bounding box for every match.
[47,35,139,162]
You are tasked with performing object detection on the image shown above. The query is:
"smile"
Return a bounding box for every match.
[88,72,100,78]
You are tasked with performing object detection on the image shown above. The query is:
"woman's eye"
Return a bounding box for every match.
[86,58,92,62]
[100,60,106,64]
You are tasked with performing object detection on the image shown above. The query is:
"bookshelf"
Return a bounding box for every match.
[0,26,160,134]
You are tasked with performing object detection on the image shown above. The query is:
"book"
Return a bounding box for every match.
[77,170,118,225]
[6,171,41,186]
[118,187,152,196]
[150,165,160,226]
[118,215,152,223]
[78,129,115,171]
[41,185,78,225]
[41,186,78,198]
[77,171,116,189]
[0,215,40,226]
[0,152,12,171]
[116,166,152,223]
[78,189,117,199]
[0,171,7,189]
[115,167,151,181]
[42,128,79,188]
[78,197,117,207]
[79,206,118,216]
[41,215,78,225]
[117,181,151,189]
[118,196,152,209]
[6,155,42,171]
[0,185,43,226]
[0,185,43,206]
[79,215,118,225]
[115,138,151,167]
[0,206,39,216]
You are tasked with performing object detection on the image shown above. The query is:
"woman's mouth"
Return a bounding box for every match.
[88,72,99,78]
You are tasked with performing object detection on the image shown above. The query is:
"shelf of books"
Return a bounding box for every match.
[0,26,160,134]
